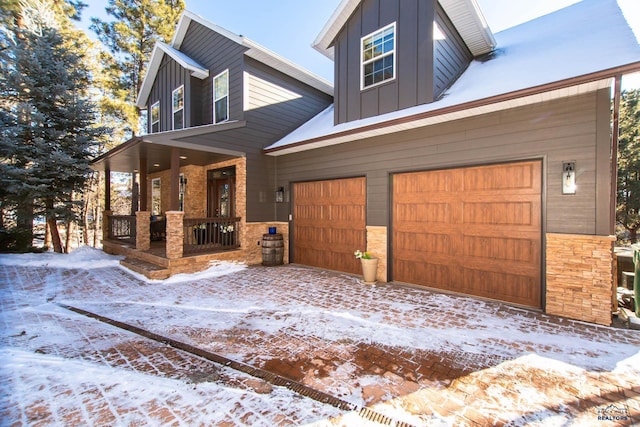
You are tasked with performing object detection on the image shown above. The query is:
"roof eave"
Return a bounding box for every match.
[265,62,640,156]
[312,0,496,60]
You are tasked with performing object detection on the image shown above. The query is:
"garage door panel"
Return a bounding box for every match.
[293,178,366,275]
[393,161,542,308]
[463,235,537,263]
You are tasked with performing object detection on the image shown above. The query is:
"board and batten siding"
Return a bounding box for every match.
[333,0,437,125]
[178,21,246,125]
[148,56,190,133]
[434,3,472,98]
[275,88,613,236]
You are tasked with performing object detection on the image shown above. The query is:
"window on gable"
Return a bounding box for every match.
[213,70,229,123]
[172,85,184,130]
[150,101,160,133]
[361,22,396,89]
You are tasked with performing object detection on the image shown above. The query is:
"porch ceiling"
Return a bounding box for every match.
[91,121,247,173]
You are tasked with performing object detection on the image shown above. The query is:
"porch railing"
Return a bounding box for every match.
[107,215,136,244]
[183,217,240,254]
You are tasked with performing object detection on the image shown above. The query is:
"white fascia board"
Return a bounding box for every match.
[439,0,496,56]
[135,42,209,109]
[312,0,359,60]
[172,10,333,96]
[313,0,496,60]
[242,39,333,96]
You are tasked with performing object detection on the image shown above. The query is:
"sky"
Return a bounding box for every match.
[79,0,640,87]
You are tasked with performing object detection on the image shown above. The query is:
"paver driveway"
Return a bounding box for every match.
[1,248,639,426]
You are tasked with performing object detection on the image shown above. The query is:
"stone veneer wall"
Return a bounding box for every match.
[244,222,289,265]
[545,233,615,326]
[366,226,388,282]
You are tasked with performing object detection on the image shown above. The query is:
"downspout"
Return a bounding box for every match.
[610,75,622,236]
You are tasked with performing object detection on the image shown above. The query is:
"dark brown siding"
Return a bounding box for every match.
[333,0,436,125]
[434,4,472,98]
[275,89,613,237]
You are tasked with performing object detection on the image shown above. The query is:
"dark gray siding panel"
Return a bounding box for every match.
[148,56,189,133]
[333,0,436,125]
[275,90,611,235]
[434,4,472,98]
[179,21,247,124]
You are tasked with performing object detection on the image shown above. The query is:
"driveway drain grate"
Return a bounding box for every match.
[58,304,416,427]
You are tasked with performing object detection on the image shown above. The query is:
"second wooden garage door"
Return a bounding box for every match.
[393,161,542,308]
[293,178,366,275]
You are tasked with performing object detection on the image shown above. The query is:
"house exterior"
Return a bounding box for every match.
[91,11,333,276]
[93,0,640,326]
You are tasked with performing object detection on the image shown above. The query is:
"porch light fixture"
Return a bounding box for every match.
[275,187,285,203]
[153,163,160,167]
[562,161,576,194]
[179,155,187,160]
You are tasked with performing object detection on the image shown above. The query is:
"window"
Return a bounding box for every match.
[361,22,396,89]
[150,101,160,133]
[179,173,186,212]
[172,85,184,130]
[151,178,161,216]
[213,70,229,123]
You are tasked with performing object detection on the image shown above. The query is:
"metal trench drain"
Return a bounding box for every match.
[58,304,416,427]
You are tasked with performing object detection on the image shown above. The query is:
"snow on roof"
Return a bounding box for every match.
[266,0,640,155]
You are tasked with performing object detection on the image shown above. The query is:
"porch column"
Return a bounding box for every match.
[102,210,112,242]
[165,211,184,259]
[135,211,150,251]
[105,169,111,211]
[139,158,148,212]
[131,171,139,215]
[170,147,180,211]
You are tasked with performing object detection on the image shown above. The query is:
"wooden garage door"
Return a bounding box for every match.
[393,161,542,307]
[293,178,366,274]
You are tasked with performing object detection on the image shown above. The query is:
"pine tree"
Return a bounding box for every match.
[0,0,104,252]
[91,0,184,135]
[617,89,640,245]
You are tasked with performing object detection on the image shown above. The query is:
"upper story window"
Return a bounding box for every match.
[150,101,160,133]
[172,85,184,130]
[213,70,229,123]
[361,22,396,89]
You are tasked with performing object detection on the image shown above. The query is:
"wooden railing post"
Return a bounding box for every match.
[135,211,150,251]
[165,211,184,259]
[102,210,112,242]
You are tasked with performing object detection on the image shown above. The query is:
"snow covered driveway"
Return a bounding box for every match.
[1,247,639,426]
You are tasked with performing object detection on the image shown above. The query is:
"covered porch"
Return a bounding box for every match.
[91,123,256,279]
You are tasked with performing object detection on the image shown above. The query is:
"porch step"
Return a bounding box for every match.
[120,257,171,281]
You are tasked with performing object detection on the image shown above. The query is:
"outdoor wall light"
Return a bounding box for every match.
[562,161,576,194]
[275,187,285,203]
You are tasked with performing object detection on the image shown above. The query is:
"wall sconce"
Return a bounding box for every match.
[562,161,576,194]
[275,187,284,203]
[179,175,187,195]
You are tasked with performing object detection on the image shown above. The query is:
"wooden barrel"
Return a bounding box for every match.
[262,233,284,266]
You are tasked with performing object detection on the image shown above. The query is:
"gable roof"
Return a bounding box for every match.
[136,42,209,108]
[136,10,333,109]
[313,0,496,60]
[266,0,640,155]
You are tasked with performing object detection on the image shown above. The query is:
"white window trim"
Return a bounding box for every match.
[360,22,396,91]
[150,101,160,133]
[172,85,184,130]
[213,69,229,124]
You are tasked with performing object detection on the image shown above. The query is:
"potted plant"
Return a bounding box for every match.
[355,250,378,284]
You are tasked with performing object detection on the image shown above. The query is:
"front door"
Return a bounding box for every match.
[207,167,235,218]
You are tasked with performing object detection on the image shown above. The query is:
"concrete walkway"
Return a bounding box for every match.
[1,259,639,426]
